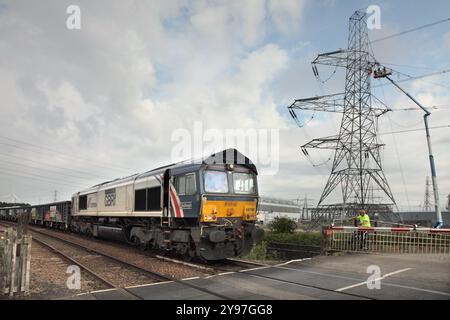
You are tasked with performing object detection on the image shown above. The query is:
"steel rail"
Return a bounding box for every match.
[0,221,232,300]
[212,259,376,300]
[0,221,143,300]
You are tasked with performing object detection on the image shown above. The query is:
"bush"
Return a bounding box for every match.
[244,241,268,260]
[243,230,322,261]
[268,216,297,234]
[264,231,322,246]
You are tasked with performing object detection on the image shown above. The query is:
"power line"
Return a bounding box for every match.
[378,62,446,72]
[319,69,450,97]
[392,105,450,111]
[0,167,87,188]
[0,176,75,204]
[378,124,450,135]
[0,135,134,173]
[392,69,450,91]
[423,176,432,212]
[0,177,64,196]
[0,152,112,180]
[385,111,411,211]
[372,69,450,89]
[0,158,95,183]
[370,17,450,43]
[0,170,85,189]
[0,140,131,176]
[289,10,397,224]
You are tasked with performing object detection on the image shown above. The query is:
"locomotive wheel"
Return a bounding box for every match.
[85,226,93,238]
[139,241,147,251]
[182,240,197,262]
[182,248,196,262]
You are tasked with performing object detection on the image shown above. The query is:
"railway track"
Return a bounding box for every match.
[1,220,376,300]
[153,250,268,274]
[29,228,171,283]
[224,258,268,269]
[266,242,321,260]
[156,254,376,300]
[0,221,232,300]
[30,235,145,300]
[0,221,153,299]
[213,259,376,300]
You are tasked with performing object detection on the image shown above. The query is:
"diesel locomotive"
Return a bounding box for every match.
[0,149,264,261]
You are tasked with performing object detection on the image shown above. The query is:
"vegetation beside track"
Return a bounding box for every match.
[0,232,5,284]
[244,230,322,261]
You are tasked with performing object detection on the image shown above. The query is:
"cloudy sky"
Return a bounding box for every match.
[0,0,449,211]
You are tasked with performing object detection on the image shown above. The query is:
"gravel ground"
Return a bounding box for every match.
[31,232,158,288]
[1,223,235,299]
[32,228,210,280]
[12,240,107,300]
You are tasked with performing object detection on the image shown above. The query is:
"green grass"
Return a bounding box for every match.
[244,241,269,260]
[264,230,322,246]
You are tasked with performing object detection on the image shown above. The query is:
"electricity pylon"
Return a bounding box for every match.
[423,176,432,212]
[288,10,397,223]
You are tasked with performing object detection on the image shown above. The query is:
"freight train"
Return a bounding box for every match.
[0,149,264,261]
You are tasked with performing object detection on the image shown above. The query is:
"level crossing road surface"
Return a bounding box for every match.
[70,253,450,300]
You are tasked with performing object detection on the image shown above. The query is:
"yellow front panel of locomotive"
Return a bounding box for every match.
[201,200,257,222]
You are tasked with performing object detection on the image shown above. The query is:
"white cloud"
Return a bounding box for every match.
[443,31,450,50]
[0,1,305,203]
[0,0,449,213]
[268,0,306,34]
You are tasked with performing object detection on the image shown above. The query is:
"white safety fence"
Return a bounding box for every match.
[322,226,450,254]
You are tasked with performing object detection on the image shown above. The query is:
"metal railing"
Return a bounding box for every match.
[322,226,450,254]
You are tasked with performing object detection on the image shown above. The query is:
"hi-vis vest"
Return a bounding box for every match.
[358,214,371,227]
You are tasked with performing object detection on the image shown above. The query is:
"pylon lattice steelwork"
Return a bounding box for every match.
[288,10,398,223]
[423,176,432,212]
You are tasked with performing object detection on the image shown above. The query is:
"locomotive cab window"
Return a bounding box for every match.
[233,172,255,194]
[176,173,196,196]
[204,170,228,193]
[79,195,87,210]
[135,187,161,211]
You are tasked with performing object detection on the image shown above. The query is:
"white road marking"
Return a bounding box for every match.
[217,272,235,276]
[336,268,412,292]
[204,271,237,279]
[76,263,450,299]
[380,283,450,297]
[239,266,272,272]
[274,265,450,296]
[275,265,367,281]
[226,258,267,266]
[125,280,174,289]
[182,276,200,281]
[275,258,312,267]
[79,288,116,295]
[204,265,270,278]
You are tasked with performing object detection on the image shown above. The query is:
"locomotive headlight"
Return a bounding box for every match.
[201,207,217,222]
[202,212,217,222]
[243,206,257,221]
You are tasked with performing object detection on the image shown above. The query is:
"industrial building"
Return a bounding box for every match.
[257,197,304,224]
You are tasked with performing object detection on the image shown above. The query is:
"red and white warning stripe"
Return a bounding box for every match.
[328,226,450,233]
[155,174,184,218]
[169,183,184,218]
